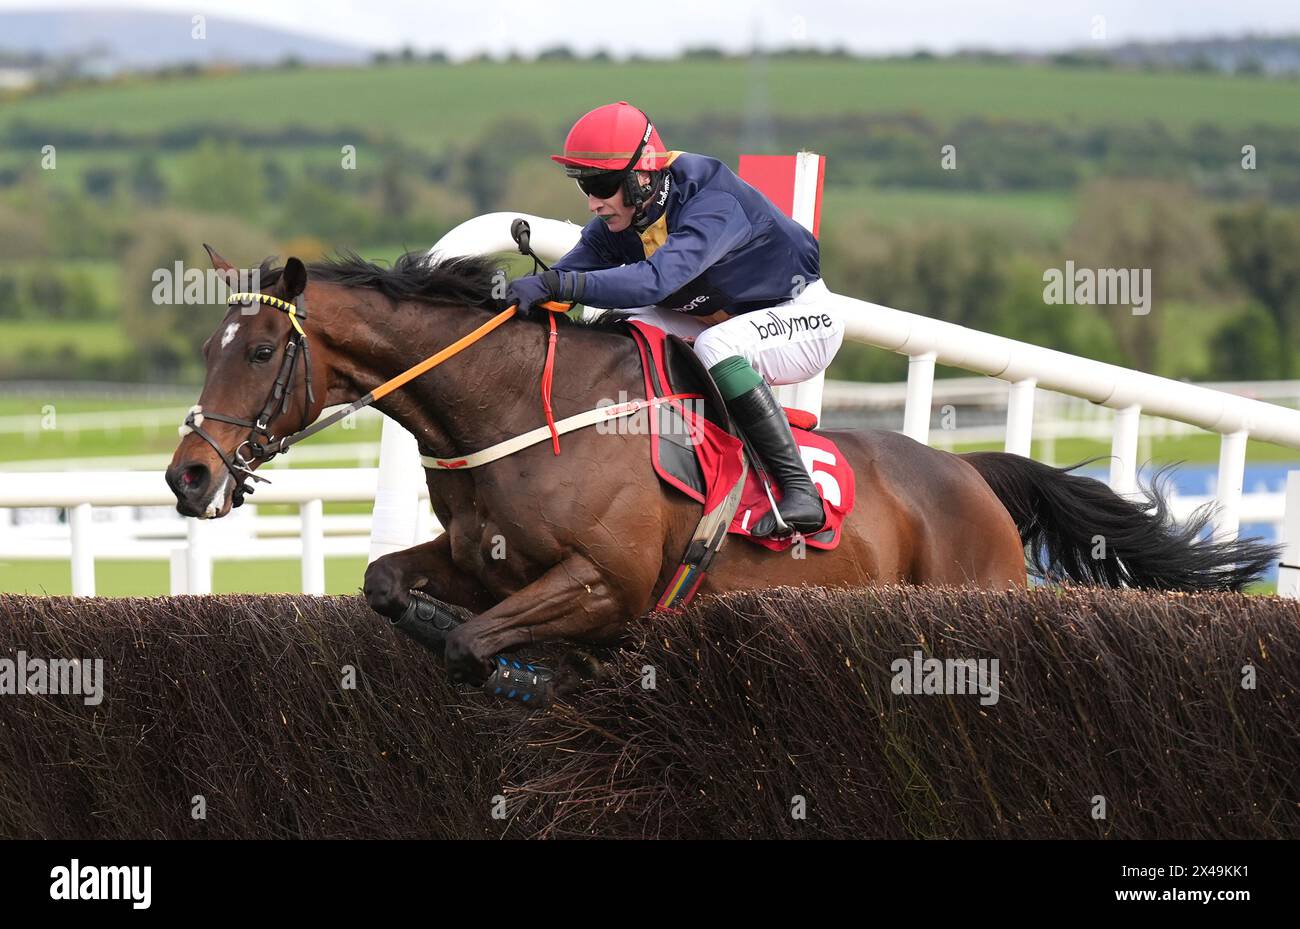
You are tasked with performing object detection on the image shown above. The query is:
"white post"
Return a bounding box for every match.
[902,351,937,445]
[1004,378,1036,457]
[301,498,325,595]
[169,547,187,596]
[1109,404,1141,495]
[186,517,212,595]
[68,502,95,596]
[368,416,425,564]
[1279,471,1300,598]
[773,151,825,421]
[1214,429,1249,543]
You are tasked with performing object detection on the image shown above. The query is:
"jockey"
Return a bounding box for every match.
[506,101,844,538]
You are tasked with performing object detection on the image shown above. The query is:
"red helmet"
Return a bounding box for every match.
[551,101,668,176]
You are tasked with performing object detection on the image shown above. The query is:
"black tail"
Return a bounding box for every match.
[962,451,1281,592]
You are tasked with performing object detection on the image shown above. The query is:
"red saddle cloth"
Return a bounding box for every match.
[626,320,855,551]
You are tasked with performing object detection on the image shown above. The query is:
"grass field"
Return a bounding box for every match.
[4,60,1295,150]
[0,557,368,596]
[824,187,1077,240]
[0,407,381,463]
[949,431,1300,465]
[0,319,131,359]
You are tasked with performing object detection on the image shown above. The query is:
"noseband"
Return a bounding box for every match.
[180,291,315,505]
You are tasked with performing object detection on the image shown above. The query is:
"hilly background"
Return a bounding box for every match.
[0,48,1297,391]
[0,8,369,70]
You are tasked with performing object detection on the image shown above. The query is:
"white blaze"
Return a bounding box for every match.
[221,322,239,349]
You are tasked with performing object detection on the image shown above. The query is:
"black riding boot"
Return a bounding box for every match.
[726,380,826,537]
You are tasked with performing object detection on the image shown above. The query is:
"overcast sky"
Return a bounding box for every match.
[3,1,1299,58]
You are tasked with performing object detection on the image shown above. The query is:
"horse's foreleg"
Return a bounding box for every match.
[444,553,630,684]
[363,534,497,621]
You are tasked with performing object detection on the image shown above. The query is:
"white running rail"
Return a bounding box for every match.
[0,468,430,596]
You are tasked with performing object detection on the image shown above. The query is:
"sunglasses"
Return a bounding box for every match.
[575,171,626,200]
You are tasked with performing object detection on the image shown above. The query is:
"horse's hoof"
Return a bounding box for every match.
[483,657,556,706]
[444,626,492,685]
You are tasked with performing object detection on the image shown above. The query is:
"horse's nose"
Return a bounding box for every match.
[165,461,211,514]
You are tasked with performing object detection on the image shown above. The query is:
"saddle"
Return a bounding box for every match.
[626,320,855,554]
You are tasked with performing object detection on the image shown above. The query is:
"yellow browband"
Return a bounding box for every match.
[228,291,305,336]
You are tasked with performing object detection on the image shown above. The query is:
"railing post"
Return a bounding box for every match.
[186,518,212,595]
[1214,429,1249,543]
[1004,378,1036,457]
[903,351,937,445]
[368,416,424,564]
[1280,471,1300,598]
[169,546,187,596]
[301,498,325,595]
[1109,404,1141,495]
[68,502,95,596]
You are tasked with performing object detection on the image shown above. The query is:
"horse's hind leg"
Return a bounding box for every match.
[912,461,1028,589]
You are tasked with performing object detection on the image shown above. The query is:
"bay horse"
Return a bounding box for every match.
[166,248,1280,690]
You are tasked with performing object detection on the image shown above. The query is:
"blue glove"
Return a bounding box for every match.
[506,271,560,319]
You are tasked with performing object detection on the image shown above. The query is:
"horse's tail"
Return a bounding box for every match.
[961,451,1281,592]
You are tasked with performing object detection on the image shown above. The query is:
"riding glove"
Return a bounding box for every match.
[506,269,584,318]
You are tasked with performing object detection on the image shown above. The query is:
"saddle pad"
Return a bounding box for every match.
[627,320,854,551]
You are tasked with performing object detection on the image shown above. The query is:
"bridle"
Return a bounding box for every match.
[180,291,317,505]
[179,231,575,508]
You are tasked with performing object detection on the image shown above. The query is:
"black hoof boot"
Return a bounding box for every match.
[483,656,556,706]
[390,591,464,655]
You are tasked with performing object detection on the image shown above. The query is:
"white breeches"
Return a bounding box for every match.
[616,278,845,385]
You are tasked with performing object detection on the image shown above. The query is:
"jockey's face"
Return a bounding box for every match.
[584,171,650,233]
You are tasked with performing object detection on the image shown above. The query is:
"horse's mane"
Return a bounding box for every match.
[256,250,630,334]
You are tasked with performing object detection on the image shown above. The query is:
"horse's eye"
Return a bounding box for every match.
[251,345,276,363]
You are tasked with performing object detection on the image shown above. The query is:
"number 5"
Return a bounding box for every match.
[800,446,841,506]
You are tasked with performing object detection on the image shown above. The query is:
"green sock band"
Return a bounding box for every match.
[708,355,763,401]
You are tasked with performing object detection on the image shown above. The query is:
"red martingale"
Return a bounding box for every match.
[626,320,854,551]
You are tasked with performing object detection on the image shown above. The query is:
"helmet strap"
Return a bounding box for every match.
[631,170,666,230]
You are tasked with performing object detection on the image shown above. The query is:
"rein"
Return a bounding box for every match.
[181,287,570,506]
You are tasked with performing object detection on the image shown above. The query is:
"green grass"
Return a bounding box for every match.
[0,146,337,191]
[0,320,131,359]
[825,187,1076,240]
[0,389,382,464]
[0,257,119,285]
[4,60,1295,150]
[0,420,381,463]
[949,430,1300,465]
[0,395,189,416]
[0,557,368,596]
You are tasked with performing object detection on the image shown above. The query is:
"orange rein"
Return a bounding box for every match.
[367,300,573,454]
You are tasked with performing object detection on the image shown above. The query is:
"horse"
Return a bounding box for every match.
[165,247,1280,690]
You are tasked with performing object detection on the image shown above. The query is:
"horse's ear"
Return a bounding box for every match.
[203,243,240,290]
[282,257,307,299]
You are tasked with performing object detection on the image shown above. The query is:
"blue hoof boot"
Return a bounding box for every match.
[483,656,555,706]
